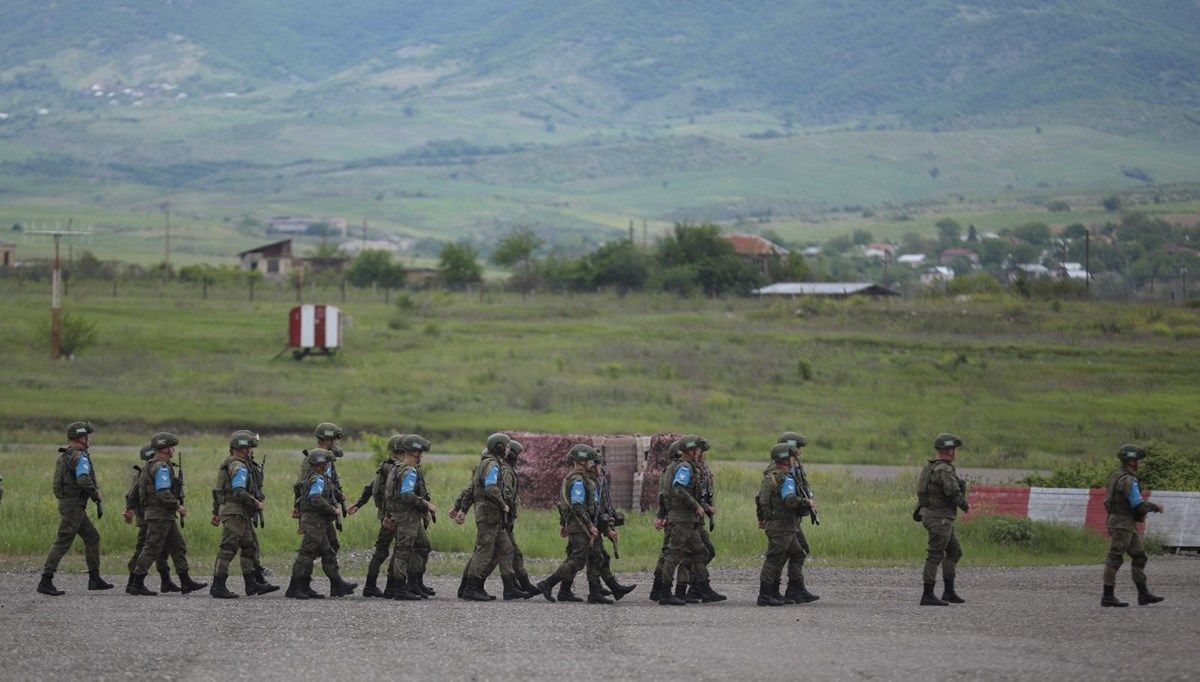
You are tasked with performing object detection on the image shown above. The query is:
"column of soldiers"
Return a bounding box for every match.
[34,421,1172,608]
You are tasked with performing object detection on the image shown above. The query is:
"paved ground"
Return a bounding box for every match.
[2,557,1195,681]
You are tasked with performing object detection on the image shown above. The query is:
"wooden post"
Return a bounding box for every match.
[51,234,62,359]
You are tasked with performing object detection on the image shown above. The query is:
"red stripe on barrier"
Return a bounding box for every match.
[1084,488,1108,534]
[965,485,1030,521]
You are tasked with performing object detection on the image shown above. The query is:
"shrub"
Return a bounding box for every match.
[38,312,99,357]
[984,516,1037,547]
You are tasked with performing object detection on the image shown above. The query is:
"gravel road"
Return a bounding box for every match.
[2,557,1195,681]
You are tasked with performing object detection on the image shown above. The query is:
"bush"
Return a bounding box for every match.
[37,312,99,357]
[1025,440,1200,491]
[983,516,1037,547]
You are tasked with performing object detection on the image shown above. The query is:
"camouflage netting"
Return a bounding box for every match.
[504,432,682,511]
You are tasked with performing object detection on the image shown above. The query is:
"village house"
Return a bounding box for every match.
[238,239,293,281]
[940,248,979,267]
[720,233,788,277]
[0,238,15,268]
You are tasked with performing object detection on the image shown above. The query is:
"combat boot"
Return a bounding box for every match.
[37,572,65,597]
[478,575,497,600]
[362,574,384,598]
[686,582,703,601]
[126,573,157,597]
[587,579,614,604]
[177,572,207,594]
[1135,583,1164,606]
[302,576,325,599]
[251,570,280,595]
[158,570,181,593]
[284,576,310,600]
[87,569,114,591]
[393,575,423,601]
[125,572,135,590]
[417,572,437,596]
[557,578,583,602]
[457,565,470,600]
[502,575,527,601]
[603,576,636,601]
[516,573,540,599]
[649,574,663,601]
[462,576,493,602]
[675,582,700,604]
[658,581,687,606]
[757,581,785,606]
[1101,584,1128,607]
[920,582,948,606]
[405,573,428,599]
[330,576,358,598]
[699,581,728,603]
[382,574,399,599]
[244,573,266,596]
[597,583,613,597]
[536,575,562,602]
[941,578,965,604]
[209,575,239,599]
[786,576,820,603]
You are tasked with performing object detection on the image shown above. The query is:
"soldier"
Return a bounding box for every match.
[756,443,811,606]
[384,434,436,601]
[127,433,206,596]
[347,434,406,598]
[1101,444,1166,607]
[581,448,636,604]
[210,430,278,599]
[688,438,725,602]
[285,449,357,599]
[294,423,348,562]
[123,442,176,592]
[657,435,715,606]
[38,421,112,596]
[915,433,968,606]
[457,440,539,600]
[461,433,517,602]
[449,448,491,599]
[649,438,684,602]
[536,444,601,602]
[776,431,819,603]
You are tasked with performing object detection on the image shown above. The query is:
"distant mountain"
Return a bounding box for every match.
[4,0,1200,126]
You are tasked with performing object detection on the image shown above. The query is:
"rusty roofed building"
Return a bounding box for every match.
[239,239,293,281]
[722,233,788,276]
[0,239,14,268]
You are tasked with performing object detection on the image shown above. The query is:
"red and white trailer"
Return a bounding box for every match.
[287,304,343,360]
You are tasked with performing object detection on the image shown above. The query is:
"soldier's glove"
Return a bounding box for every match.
[382,518,396,531]
[912,504,923,522]
[959,502,970,513]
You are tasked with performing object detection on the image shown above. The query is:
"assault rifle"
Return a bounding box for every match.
[417,467,436,529]
[251,452,267,528]
[177,449,186,528]
[795,464,819,525]
[329,456,347,531]
[700,465,715,531]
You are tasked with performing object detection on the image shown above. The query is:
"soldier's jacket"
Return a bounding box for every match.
[471,454,506,520]
[559,471,597,533]
[666,460,704,523]
[125,464,147,524]
[500,460,520,521]
[757,469,807,531]
[213,455,261,517]
[589,470,616,530]
[1105,464,1153,531]
[352,457,398,520]
[656,462,675,520]
[385,462,430,522]
[294,449,346,506]
[140,458,182,521]
[53,447,100,506]
[916,458,966,520]
[299,472,338,522]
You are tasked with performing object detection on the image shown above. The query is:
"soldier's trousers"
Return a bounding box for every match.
[794,526,810,566]
[466,516,514,578]
[213,514,259,578]
[293,520,341,580]
[699,524,716,564]
[1103,527,1148,587]
[127,522,170,574]
[653,525,692,583]
[922,517,962,584]
[483,527,527,579]
[586,536,615,583]
[389,520,430,580]
[660,521,709,586]
[552,530,592,581]
[134,518,189,576]
[760,529,806,584]
[43,504,101,573]
[367,522,394,577]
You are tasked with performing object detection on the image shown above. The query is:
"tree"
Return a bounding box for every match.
[439,242,482,289]
[852,229,874,246]
[492,225,543,292]
[346,249,403,288]
[768,252,812,283]
[655,222,761,295]
[1062,223,1090,240]
[587,239,648,294]
[1012,221,1052,246]
[936,219,962,249]
[1102,196,1122,212]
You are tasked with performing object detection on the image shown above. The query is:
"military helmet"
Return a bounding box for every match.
[229,430,260,450]
[307,448,331,465]
[778,431,808,449]
[678,434,704,453]
[151,432,180,450]
[139,443,156,462]
[386,434,408,454]
[667,439,684,460]
[1117,444,1146,462]
[480,448,490,459]
[567,444,597,463]
[770,443,794,462]
[509,440,525,457]
[403,434,431,453]
[66,421,95,441]
[486,432,511,456]
[934,433,963,450]
[315,422,344,440]
[697,437,712,452]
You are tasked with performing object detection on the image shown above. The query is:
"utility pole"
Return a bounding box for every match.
[1084,231,1090,296]
[163,199,171,266]
[27,224,91,359]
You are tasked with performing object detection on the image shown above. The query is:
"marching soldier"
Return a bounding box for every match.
[777,431,819,603]
[348,434,406,598]
[915,433,968,606]
[286,449,356,599]
[461,433,517,602]
[582,449,636,603]
[756,443,810,606]
[38,421,112,596]
[536,444,601,602]
[688,438,724,602]
[657,435,715,605]
[124,442,176,592]
[650,439,684,602]
[127,433,206,596]
[383,434,436,600]
[450,447,493,599]
[294,423,348,562]
[210,430,278,599]
[1101,444,1165,607]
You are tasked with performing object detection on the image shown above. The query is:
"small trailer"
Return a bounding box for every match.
[286,304,343,360]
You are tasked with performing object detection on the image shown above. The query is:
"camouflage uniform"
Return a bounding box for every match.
[757,451,808,605]
[583,463,636,602]
[130,457,193,592]
[212,451,270,596]
[384,459,433,599]
[915,435,968,605]
[462,447,515,599]
[350,454,399,597]
[286,451,355,599]
[536,467,598,601]
[658,455,710,603]
[294,448,346,559]
[124,446,172,590]
[473,454,540,600]
[1101,446,1165,607]
[40,423,110,595]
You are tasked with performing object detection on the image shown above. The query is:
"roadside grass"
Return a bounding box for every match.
[0,454,1109,576]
